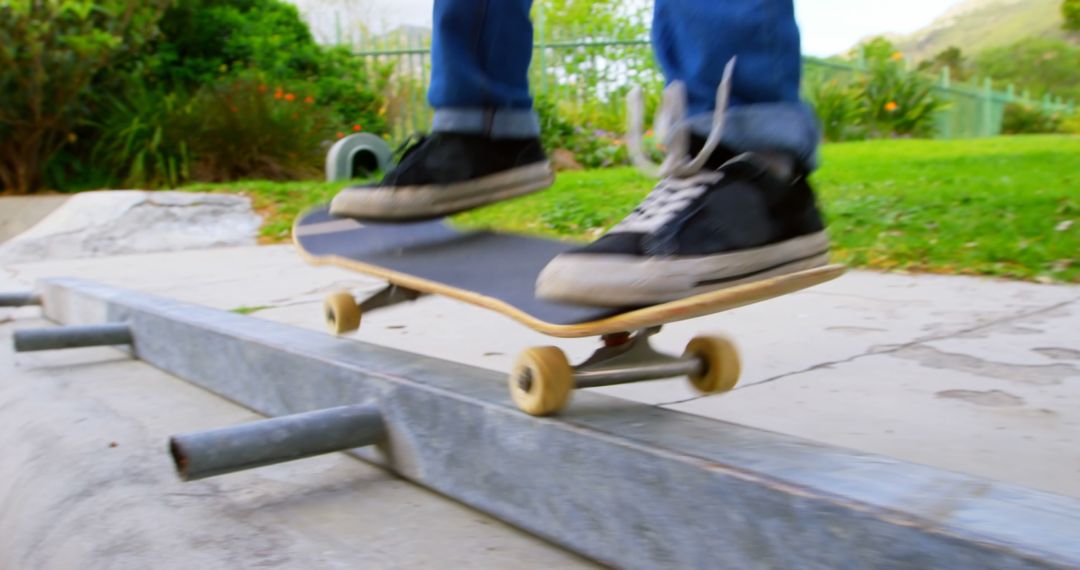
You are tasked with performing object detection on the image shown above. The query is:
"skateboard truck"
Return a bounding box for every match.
[323,287,741,416]
[508,327,740,416]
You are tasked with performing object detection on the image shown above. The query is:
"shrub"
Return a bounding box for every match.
[804,40,945,141]
[805,78,865,142]
[90,80,193,189]
[974,38,1080,103]
[0,0,168,194]
[145,0,321,92]
[181,75,336,182]
[1002,103,1064,134]
[312,46,391,136]
[14,0,389,192]
[534,91,666,169]
[1064,0,1080,31]
[857,45,946,138]
[1061,111,1080,134]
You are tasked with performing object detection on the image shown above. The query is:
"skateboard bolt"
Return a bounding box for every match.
[516,369,534,393]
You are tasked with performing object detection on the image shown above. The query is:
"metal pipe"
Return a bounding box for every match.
[574,358,704,389]
[0,292,41,307]
[13,324,132,352]
[170,404,385,481]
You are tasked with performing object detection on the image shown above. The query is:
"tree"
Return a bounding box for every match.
[917,46,971,82]
[1064,0,1080,31]
[974,38,1080,101]
[0,0,168,194]
[146,0,322,92]
[531,0,654,132]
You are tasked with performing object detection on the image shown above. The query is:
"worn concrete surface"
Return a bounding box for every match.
[0,191,260,264]
[3,245,1079,498]
[0,195,70,242]
[0,315,592,569]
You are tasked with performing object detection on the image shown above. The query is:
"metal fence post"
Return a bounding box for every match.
[536,2,547,97]
[938,67,952,139]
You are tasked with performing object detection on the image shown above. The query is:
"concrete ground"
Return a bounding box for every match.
[0,314,593,569]
[3,245,1078,499]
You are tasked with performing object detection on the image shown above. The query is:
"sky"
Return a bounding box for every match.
[794,0,967,55]
[291,0,969,57]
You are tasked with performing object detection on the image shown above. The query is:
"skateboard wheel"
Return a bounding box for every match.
[324,291,361,334]
[683,335,740,394]
[509,346,573,416]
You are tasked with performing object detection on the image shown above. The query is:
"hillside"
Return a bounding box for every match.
[892,0,1074,60]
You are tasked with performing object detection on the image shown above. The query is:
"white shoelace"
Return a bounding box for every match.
[613,58,736,235]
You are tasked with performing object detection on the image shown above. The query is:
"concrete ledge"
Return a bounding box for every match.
[35,277,1080,569]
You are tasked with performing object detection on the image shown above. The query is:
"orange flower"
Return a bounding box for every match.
[352,124,363,132]
[274,92,283,100]
[304,96,314,104]
[285,93,296,102]
[258,84,268,93]
[336,132,345,139]
[884,101,899,112]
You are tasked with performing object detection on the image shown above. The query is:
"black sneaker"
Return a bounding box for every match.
[329,132,554,221]
[536,142,830,307]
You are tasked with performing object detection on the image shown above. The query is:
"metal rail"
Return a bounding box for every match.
[28,277,1080,569]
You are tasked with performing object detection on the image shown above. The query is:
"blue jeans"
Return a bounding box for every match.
[429,0,820,169]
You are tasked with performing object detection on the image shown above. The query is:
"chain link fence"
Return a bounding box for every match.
[342,21,1076,142]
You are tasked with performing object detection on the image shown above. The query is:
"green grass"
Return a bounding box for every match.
[812,136,1079,282]
[186,136,1080,283]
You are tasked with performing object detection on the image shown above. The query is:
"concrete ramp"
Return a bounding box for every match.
[0,195,69,243]
[0,191,260,264]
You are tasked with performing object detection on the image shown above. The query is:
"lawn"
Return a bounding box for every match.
[185,135,1080,283]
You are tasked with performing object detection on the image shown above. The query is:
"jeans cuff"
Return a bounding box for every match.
[689,103,822,171]
[432,108,541,138]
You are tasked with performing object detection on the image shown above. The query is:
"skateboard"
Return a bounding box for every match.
[294,206,844,416]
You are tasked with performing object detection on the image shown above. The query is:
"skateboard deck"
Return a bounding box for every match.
[293,206,845,338]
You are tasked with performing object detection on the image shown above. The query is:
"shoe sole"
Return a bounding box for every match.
[536,231,831,307]
[329,161,555,221]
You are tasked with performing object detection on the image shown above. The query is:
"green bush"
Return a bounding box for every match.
[1064,0,1080,31]
[974,38,1080,102]
[312,46,391,135]
[857,41,946,138]
[1002,103,1065,134]
[145,0,320,92]
[805,78,865,142]
[0,0,168,194]
[535,95,630,168]
[1061,111,1080,134]
[182,75,336,182]
[805,38,946,141]
[7,0,390,192]
[88,80,193,189]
